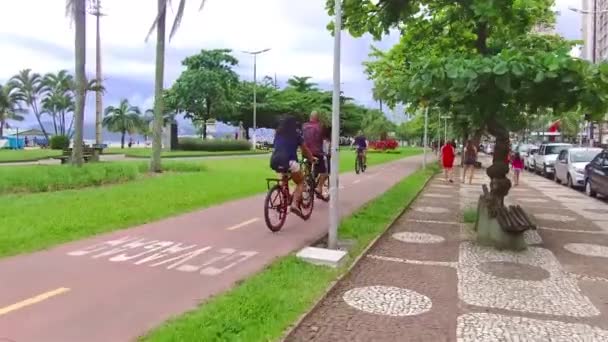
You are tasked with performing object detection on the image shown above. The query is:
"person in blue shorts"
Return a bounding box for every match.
[270,115,315,216]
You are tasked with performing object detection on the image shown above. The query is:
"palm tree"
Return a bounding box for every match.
[103,99,142,149]
[8,69,48,140]
[42,70,74,136]
[0,84,26,137]
[287,76,317,92]
[66,0,87,166]
[146,0,207,172]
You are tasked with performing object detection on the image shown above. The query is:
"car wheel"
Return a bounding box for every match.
[567,174,574,188]
[555,173,561,184]
[586,179,597,197]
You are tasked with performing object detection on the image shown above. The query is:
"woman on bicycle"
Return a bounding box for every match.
[270,115,315,217]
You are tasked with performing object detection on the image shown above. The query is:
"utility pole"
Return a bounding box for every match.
[242,49,271,150]
[89,0,105,155]
[423,105,429,169]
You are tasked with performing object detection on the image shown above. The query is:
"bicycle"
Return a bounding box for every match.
[307,155,330,202]
[355,149,367,174]
[264,160,315,232]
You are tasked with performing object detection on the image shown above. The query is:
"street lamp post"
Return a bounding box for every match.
[569,4,608,146]
[423,105,429,169]
[441,115,450,143]
[242,48,271,149]
[328,0,342,250]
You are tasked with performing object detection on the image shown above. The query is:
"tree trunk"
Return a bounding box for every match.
[31,101,49,141]
[121,131,126,149]
[202,119,207,140]
[0,122,4,138]
[150,0,166,173]
[486,119,512,210]
[53,114,58,135]
[95,11,103,148]
[71,0,86,166]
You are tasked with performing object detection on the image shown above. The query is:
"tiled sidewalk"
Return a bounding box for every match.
[285,165,608,341]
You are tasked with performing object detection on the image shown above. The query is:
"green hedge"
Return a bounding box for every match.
[178,138,252,151]
[50,135,70,150]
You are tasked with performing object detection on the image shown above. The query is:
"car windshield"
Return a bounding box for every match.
[545,145,570,155]
[570,150,601,163]
[529,149,538,155]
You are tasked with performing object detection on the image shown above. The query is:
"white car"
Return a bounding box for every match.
[525,147,539,170]
[554,147,602,188]
[534,143,572,178]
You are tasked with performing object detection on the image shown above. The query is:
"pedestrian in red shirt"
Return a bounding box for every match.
[511,152,524,186]
[441,140,456,183]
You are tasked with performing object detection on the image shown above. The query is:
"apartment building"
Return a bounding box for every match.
[582,0,608,62]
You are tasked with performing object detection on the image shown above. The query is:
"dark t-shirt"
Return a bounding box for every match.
[354,136,367,149]
[273,133,303,162]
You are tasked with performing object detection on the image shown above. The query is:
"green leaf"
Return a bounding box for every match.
[446,65,459,79]
[534,71,545,83]
[493,62,509,76]
[511,62,525,76]
[495,75,512,93]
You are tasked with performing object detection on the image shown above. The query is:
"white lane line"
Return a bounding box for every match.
[226,218,260,231]
[0,287,70,316]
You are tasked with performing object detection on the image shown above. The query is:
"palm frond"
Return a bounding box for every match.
[169,0,186,40]
[145,0,170,42]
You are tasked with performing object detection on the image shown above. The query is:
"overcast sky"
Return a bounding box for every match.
[0,0,581,125]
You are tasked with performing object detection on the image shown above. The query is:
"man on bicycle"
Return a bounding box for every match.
[270,115,315,217]
[302,111,328,199]
[352,130,367,167]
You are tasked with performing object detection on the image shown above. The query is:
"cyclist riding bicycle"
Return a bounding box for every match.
[270,115,315,217]
[352,131,367,167]
[302,111,328,198]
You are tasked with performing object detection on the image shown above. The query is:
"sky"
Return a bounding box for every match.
[0,0,582,129]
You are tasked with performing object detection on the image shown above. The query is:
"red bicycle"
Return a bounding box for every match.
[264,160,315,232]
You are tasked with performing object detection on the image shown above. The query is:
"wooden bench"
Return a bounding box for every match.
[474,184,537,250]
[55,146,103,164]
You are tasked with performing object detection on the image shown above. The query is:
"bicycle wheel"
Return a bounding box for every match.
[299,179,315,220]
[362,155,367,172]
[320,176,330,202]
[264,184,288,232]
[355,155,361,174]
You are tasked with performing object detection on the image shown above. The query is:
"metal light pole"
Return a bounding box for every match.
[423,105,429,169]
[242,48,271,149]
[328,0,342,250]
[89,0,105,151]
[441,115,450,143]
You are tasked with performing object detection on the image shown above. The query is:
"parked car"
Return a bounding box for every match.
[525,147,539,171]
[584,150,608,197]
[515,143,537,158]
[554,147,602,188]
[534,143,572,178]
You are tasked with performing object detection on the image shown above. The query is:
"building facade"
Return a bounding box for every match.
[582,0,608,62]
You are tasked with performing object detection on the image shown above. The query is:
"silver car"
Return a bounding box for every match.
[554,147,602,188]
[534,143,573,177]
[525,147,539,171]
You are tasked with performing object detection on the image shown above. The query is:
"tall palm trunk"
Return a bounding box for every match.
[71,0,86,166]
[150,0,166,173]
[121,130,126,149]
[0,122,4,138]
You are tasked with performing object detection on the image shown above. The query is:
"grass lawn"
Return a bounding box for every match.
[140,165,438,342]
[105,148,267,158]
[0,162,206,195]
[0,149,61,162]
[0,148,422,258]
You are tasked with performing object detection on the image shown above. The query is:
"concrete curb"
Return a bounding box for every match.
[279,166,437,341]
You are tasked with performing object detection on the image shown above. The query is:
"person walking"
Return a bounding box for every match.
[441,140,456,183]
[462,140,477,184]
[511,152,524,186]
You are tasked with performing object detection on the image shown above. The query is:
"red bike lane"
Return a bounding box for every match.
[0,155,423,342]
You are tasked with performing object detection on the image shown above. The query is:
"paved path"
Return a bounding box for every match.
[287,164,608,341]
[0,155,423,342]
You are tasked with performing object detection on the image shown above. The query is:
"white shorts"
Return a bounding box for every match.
[289,160,300,173]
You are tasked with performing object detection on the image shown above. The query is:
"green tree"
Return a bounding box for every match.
[146,0,207,172]
[103,99,142,149]
[8,69,48,140]
[334,0,608,205]
[41,70,74,136]
[287,76,318,92]
[168,49,240,139]
[0,83,26,137]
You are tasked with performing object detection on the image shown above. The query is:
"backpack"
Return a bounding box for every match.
[270,148,289,172]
